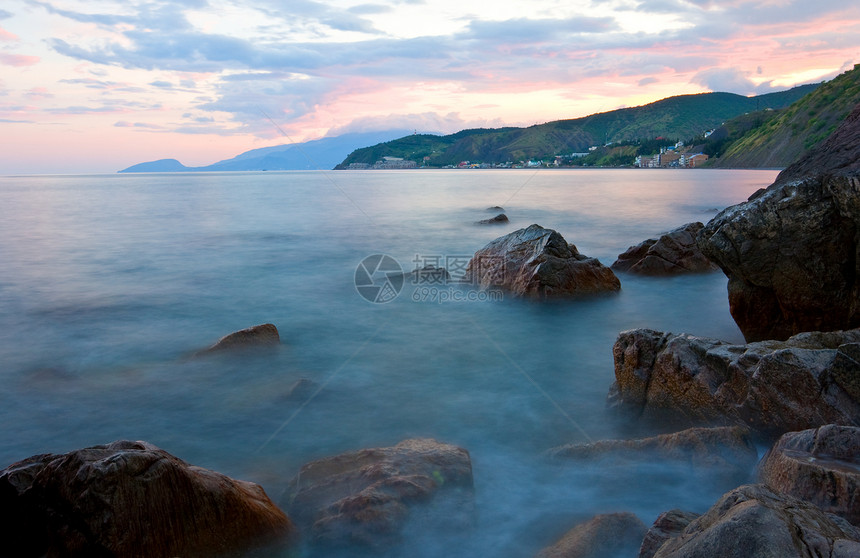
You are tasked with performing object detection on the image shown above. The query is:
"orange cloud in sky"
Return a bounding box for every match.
[0,27,18,41]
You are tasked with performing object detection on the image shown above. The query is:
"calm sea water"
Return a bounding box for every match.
[0,169,777,556]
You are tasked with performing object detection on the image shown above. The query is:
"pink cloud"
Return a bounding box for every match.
[25,87,53,100]
[0,53,39,66]
[0,27,18,41]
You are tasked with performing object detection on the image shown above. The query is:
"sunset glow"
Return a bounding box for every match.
[1,0,859,174]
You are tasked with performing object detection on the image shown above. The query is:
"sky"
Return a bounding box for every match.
[1,0,859,174]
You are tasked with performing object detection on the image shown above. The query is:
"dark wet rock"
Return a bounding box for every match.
[607,328,860,439]
[638,509,699,558]
[0,440,294,558]
[486,206,505,211]
[758,425,860,525]
[651,484,860,558]
[477,213,509,225]
[698,105,860,341]
[547,426,757,484]
[535,512,647,558]
[466,224,620,298]
[283,438,474,549]
[196,323,281,356]
[612,222,718,275]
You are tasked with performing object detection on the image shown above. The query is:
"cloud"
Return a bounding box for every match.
[638,77,659,86]
[0,9,13,19]
[347,4,393,15]
[0,53,39,66]
[0,27,18,41]
[329,112,506,136]
[691,67,756,94]
[25,87,53,100]
[114,120,164,129]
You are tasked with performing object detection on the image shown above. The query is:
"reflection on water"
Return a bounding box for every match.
[0,169,776,556]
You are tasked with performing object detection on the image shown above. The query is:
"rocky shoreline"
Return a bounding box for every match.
[3,106,860,556]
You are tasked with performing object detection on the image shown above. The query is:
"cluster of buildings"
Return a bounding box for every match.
[635,142,709,168]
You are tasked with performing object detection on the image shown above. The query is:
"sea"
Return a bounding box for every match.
[0,168,778,557]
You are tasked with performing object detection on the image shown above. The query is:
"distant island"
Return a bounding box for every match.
[118,130,412,173]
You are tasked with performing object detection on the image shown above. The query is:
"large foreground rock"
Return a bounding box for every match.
[466,224,620,297]
[283,438,474,549]
[535,512,647,558]
[608,328,860,438]
[651,484,860,558]
[547,426,756,485]
[759,425,860,525]
[698,104,860,342]
[612,222,717,275]
[0,440,294,557]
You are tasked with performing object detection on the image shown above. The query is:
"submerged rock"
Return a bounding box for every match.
[0,440,294,558]
[547,426,757,485]
[476,213,509,225]
[196,323,281,356]
[607,328,860,439]
[758,425,860,526]
[697,104,860,342]
[612,222,718,275]
[638,509,700,558]
[651,484,860,558]
[535,512,647,558]
[283,438,474,549]
[466,224,620,298]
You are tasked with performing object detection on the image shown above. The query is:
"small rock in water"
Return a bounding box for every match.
[467,224,620,298]
[283,438,474,550]
[611,222,718,275]
[195,323,280,356]
[486,206,505,211]
[476,213,509,225]
[535,512,647,558]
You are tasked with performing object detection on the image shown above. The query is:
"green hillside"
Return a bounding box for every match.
[711,64,860,167]
[336,84,817,168]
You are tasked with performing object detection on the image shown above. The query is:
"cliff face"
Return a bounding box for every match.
[698,102,860,341]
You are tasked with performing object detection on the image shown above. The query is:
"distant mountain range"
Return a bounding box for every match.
[336,85,820,168]
[118,130,412,173]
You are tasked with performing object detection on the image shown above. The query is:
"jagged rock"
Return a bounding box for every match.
[612,222,718,275]
[535,512,647,558]
[758,425,860,525]
[196,323,281,356]
[466,224,620,297]
[638,510,699,558]
[283,438,474,549]
[477,213,509,225]
[547,426,757,484]
[0,440,294,558]
[698,104,860,341]
[607,328,860,439]
[652,484,860,558]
